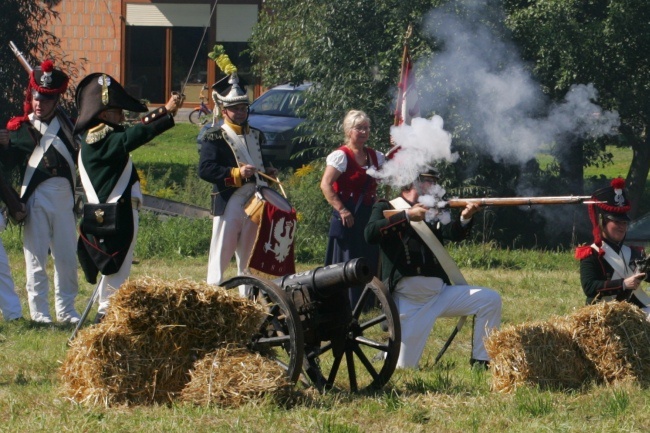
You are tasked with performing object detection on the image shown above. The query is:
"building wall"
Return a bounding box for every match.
[49,0,123,85]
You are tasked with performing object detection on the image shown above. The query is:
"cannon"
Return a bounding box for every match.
[222,258,401,393]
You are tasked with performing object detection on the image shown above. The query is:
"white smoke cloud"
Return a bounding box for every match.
[383,0,620,169]
[367,115,458,187]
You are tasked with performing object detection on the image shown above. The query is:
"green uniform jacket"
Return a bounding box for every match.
[0,118,76,200]
[364,198,472,291]
[77,107,174,282]
[578,240,646,307]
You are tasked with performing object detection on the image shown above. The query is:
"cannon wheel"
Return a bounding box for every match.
[303,277,401,393]
[222,276,304,384]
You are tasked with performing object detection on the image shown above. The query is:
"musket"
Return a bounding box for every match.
[9,41,32,73]
[444,195,594,208]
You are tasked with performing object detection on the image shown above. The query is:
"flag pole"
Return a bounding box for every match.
[394,24,413,127]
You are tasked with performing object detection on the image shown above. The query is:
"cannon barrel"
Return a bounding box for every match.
[273,258,372,298]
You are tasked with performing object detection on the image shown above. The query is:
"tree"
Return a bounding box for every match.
[250,0,439,155]
[0,0,83,124]
[503,0,650,218]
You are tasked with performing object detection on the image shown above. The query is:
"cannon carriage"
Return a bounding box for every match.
[222,258,401,392]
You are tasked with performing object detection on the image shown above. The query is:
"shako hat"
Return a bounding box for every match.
[30,60,69,100]
[5,60,69,130]
[582,177,631,251]
[591,177,631,223]
[208,45,249,108]
[74,73,148,134]
[211,74,250,108]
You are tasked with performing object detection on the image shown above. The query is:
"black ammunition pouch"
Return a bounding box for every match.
[82,202,121,237]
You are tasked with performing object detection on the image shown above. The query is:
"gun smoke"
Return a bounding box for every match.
[369,0,620,230]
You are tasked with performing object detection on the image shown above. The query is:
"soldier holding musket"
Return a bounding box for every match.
[576,177,650,313]
[0,59,80,324]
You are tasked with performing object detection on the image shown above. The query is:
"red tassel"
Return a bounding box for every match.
[611,177,625,189]
[41,59,54,73]
[574,245,593,260]
[6,116,27,131]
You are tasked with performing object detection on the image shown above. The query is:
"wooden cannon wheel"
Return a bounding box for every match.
[221,276,305,384]
[301,277,401,393]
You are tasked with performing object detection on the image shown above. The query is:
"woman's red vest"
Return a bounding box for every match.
[332,145,379,207]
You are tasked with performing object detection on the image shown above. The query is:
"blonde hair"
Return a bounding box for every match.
[342,110,370,136]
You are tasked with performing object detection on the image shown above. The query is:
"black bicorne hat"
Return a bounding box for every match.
[74,73,148,134]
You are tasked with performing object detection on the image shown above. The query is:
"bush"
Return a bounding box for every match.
[283,161,330,263]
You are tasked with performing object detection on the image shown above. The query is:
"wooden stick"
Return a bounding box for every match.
[238,163,287,198]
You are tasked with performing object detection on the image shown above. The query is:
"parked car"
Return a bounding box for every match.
[248,83,312,167]
[196,83,313,167]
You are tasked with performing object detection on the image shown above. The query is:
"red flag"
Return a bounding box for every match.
[394,46,420,126]
[248,202,297,276]
[389,43,420,160]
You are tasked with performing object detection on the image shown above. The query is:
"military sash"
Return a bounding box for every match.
[22,114,76,197]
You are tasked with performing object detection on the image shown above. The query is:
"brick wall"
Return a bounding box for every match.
[49,0,123,86]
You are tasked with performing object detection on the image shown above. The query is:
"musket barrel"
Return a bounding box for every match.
[9,41,33,73]
[444,196,593,208]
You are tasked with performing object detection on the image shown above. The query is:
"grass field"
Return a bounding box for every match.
[2,248,650,432]
[1,123,649,432]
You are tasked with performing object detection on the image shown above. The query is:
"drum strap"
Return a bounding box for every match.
[222,124,267,187]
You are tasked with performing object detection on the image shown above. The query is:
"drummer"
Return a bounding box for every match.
[198,52,277,295]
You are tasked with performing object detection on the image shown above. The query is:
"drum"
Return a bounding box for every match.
[244,186,293,225]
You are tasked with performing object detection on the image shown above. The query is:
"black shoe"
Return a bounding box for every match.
[470,358,490,370]
[94,313,105,324]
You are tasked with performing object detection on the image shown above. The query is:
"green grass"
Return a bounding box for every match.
[2,248,650,432]
[1,124,648,431]
[537,145,632,180]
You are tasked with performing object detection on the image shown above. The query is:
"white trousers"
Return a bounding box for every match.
[23,177,79,323]
[393,275,502,368]
[0,214,22,321]
[97,208,139,315]
[207,184,257,296]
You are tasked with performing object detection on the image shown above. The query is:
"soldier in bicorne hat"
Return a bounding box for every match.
[74,72,182,322]
[575,177,650,313]
[0,59,80,324]
[198,46,277,294]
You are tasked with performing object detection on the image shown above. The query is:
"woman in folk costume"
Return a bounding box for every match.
[198,45,277,294]
[575,177,650,314]
[320,110,384,309]
[74,73,182,322]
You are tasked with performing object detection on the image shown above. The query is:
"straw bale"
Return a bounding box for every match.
[486,301,650,393]
[180,346,294,408]
[486,320,595,393]
[566,302,650,385]
[60,278,268,406]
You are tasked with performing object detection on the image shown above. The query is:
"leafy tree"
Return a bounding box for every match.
[0,0,83,124]
[503,0,650,218]
[250,0,439,155]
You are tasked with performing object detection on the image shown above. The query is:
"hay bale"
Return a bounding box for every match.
[180,346,294,408]
[567,302,650,385]
[485,320,595,393]
[486,301,650,393]
[60,278,268,406]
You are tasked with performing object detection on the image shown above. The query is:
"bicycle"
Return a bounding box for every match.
[188,85,213,125]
